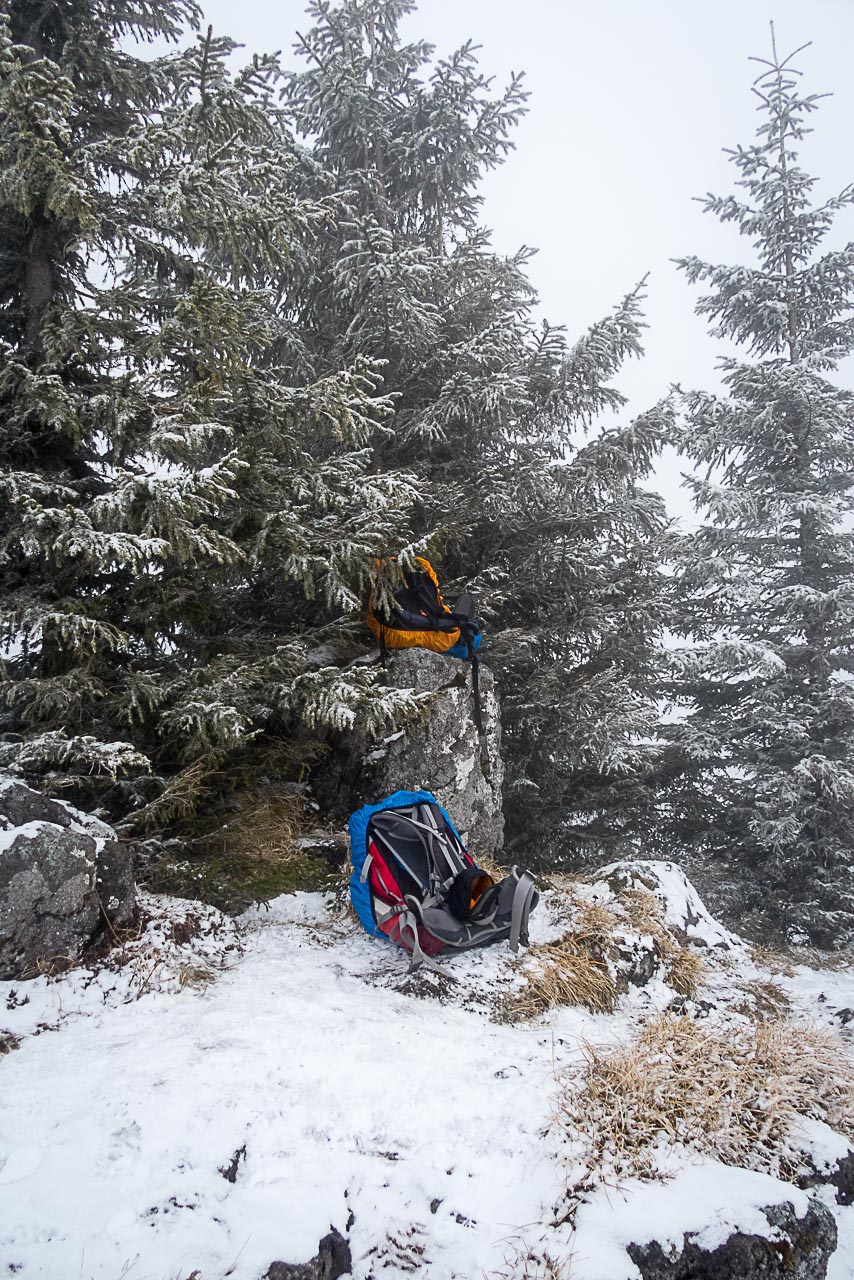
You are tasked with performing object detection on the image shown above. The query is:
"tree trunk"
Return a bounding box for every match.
[24,220,54,356]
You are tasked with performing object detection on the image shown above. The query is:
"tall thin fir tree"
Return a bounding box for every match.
[667,33,854,945]
[284,0,674,864]
[0,1,426,824]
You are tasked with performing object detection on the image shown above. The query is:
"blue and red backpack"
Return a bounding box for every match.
[349,790,538,974]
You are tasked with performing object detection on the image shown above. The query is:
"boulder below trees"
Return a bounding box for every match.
[313,648,504,860]
[0,778,135,980]
[627,1198,837,1280]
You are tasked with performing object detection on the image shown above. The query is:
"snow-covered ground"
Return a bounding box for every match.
[1,879,852,1280]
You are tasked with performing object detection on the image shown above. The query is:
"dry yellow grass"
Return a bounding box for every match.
[137,780,331,910]
[502,900,621,1021]
[619,887,665,935]
[178,962,216,990]
[667,948,706,998]
[504,936,618,1020]
[751,941,854,975]
[574,898,621,940]
[749,942,797,977]
[501,883,711,1022]
[620,888,706,999]
[491,1241,572,1279]
[556,1012,854,1185]
[202,786,303,862]
[737,977,793,1022]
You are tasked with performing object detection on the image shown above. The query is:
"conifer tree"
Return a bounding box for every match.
[668,36,854,945]
[283,0,673,863]
[0,0,424,821]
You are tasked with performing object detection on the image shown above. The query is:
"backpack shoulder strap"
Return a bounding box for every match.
[418,803,467,884]
[453,622,483,735]
[370,819,433,896]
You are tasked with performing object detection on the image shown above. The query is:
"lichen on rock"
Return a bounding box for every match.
[0,778,135,979]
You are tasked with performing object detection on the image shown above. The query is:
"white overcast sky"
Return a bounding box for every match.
[188,0,854,517]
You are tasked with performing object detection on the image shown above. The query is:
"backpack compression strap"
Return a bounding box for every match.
[509,869,537,954]
[461,624,483,735]
[376,902,456,981]
[446,592,483,735]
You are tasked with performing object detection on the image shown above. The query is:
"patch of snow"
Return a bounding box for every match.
[0,821,63,855]
[365,728,409,762]
[827,1182,854,1280]
[0,885,849,1280]
[776,960,854,1035]
[65,809,116,844]
[241,891,330,927]
[0,892,565,1278]
[794,1117,853,1173]
[592,859,743,950]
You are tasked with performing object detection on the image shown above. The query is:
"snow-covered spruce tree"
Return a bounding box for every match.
[283,0,673,863]
[0,1,425,823]
[667,38,854,945]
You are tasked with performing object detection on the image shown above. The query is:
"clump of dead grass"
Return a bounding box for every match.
[0,1030,21,1056]
[178,962,216,990]
[490,1239,572,1279]
[503,883,710,1023]
[504,936,617,1020]
[620,888,706,999]
[139,785,339,911]
[556,1012,854,1189]
[667,948,706,998]
[201,786,302,862]
[736,977,793,1023]
[501,900,620,1021]
[751,940,854,975]
[749,942,796,977]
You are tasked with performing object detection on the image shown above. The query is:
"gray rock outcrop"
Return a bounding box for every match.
[0,778,135,979]
[829,1151,854,1205]
[264,1227,351,1279]
[798,1148,854,1206]
[627,1198,837,1280]
[314,649,504,859]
